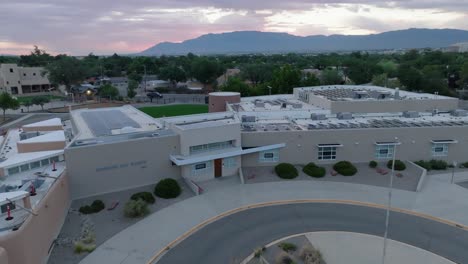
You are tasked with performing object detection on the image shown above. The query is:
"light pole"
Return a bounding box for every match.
[267,86,272,96]
[451,161,457,184]
[382,137,399,264]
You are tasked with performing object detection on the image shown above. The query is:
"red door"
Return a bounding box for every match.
[214,159,222,178]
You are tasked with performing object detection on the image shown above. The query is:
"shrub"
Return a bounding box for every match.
[275,163,299,179]
[333,161,357,176]
[429,159,448,170]
[300,245,324,264]
[124,199,149,218]
[79,200,105,214]
[154,178,182,198]
[414,160,431,170]
[275,252,293,264]
[303,163,326,178]
[254,247,266,258]
[387,160,406,171]
[461,162,468,168]
[369,160,378,168]
[74,241,96,254]
[278,242,297,252]
[131,192,155,204]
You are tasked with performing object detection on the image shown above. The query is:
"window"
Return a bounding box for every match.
[375,145,395,159]
[259,149,279,163]
[41,158,50,166]
[50,156,60,163]
[7,167,19,175]
[33,73,36,76]
[23,73,26,76]
[223,157,237,168]
[432,143,448,157]
[192,161,212,176]
[318,146,337,160]
[9,68,13,73]
[20,164,29,172]
[30,161,41,169]
[189,140,234,154]
[195,163,206,170]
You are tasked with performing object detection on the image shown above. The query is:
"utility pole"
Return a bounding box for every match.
[382,138,399,264]
[144,65,147,93]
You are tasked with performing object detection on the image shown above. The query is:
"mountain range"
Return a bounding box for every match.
[140,28,468,55]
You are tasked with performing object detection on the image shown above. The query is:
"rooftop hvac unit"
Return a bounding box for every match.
[403,111,419,118]
[353,90,368,99]
[292,103,303,109]
[451,109,468,117]
[241,115,256,122]
[311,113,327,120]
[337,112,353,120]
[254,101,265,107]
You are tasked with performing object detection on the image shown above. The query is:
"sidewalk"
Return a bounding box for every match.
[79,173,468,264]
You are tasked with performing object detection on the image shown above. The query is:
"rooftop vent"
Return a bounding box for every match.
[451,109,468,117]
[403,111,419,118]
[241,115,256,123]
[337,112,353,120]
[394,88,400,100]
[254,101,265,107]
[353,90,368,99]
[292,103,303,109]
[311,113,327,120]
[377,91,391,99]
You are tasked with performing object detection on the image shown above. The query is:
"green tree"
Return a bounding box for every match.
[372,73,401,88]
[99,84,119,100]
[240,64,274,86]
[158,65,186,88]
[459,62,468,89]
[397,64,423,91]
[19,46,53,67]
[320,69,342,85]
[22,99,33,112]
[127,80,138,99]
[0,93,20,120]
[301,72,321,86]
[128,72,142,83]
[191,58,224,89]
[270,65,301,94]
[220,77,251,96]
[31,96,50,111]
[44,55,87,92]
[377,60,398,77]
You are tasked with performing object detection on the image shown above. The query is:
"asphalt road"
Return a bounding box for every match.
[157,203,468,264]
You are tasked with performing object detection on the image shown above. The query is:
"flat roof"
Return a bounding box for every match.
[231,94,324,112]
[162,112,239,131]
[22,118,62,128]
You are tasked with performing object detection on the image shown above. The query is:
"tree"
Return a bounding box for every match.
[99,84,119,100]
[320,69,342,85]
[301,72,321,87]
[191,58,224,89]
[127,80,138,99]
[397,64,423,91]
[270,65,301,94]
[22,99,33,112]
[0,93,19,120]
[458,61,468,89]
[240,64,274,86]
[45,55,87,92]
[220,77,251,96]
[31,96,50,111]
[158,65,186,88]
[19,46,53,67]
[372,73,401,88]
[128,72,142,83]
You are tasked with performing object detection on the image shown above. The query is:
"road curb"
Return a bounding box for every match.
[147,199,468,264]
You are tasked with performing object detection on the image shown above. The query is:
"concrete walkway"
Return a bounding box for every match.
[79,173,468,264]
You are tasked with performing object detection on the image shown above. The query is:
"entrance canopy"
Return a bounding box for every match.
[170,143,285,166]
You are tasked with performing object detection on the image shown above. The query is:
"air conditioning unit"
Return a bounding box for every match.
[337,112,353,120]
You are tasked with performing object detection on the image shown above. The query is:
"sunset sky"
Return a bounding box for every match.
[1,0,467,55]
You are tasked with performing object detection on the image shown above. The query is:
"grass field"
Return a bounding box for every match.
[139,104,208,118]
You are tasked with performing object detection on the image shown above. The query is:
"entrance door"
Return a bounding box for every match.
[214,158,222,178]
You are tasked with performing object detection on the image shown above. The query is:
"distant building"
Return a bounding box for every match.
[449,42,468,53]
[217,68,241,86]
[0,64,51,95]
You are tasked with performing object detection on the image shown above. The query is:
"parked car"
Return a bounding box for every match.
[147,92,163,102]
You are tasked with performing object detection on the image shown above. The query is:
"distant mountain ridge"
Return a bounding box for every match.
[140,28,468,55]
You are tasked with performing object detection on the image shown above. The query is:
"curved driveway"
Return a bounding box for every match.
[158,203,468,264]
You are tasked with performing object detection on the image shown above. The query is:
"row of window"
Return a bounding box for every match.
[191,157,238,176]
[189,140,234,154]
[7,156,60,175]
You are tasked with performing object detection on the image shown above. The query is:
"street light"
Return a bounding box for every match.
[267,86,272,96]
[381,137,399,264]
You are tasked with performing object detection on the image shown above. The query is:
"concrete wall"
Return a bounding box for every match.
[65,135,181,199]
[307,94,332,109]
[329,98,459,114]
[17,141,66,153]
[22,125,63,132]
[181,156,241,182]
[0,173,70,264]
[241,126,468,166]
[209,93,241,112]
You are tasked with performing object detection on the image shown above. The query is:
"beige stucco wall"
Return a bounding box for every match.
[181,156,241,182]
[209,94,241,112]
[17,141,66,153]
[329,98,459,114]
[65,135,181,199]
[22,125,63,132]
[0,173,70,264]
[241,126,468,166]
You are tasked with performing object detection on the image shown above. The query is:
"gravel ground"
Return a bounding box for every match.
[48,180,194,264]
[243,162,422,192]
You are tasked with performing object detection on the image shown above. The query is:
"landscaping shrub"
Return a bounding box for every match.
[387,160,406,171]
[300,245,325,264]
[79,200,105,214]
[461,162,468,168]
[124,199,149,218]
[429,159,448,170]
[275,163,298,179]
[414,160,431,170]
[303,163,326,178]
[369,160,378,168]
[333,161,357,176]
[275,252,294,264]
[154,178,182,198]
[254,247,266,258]
[74,241,96,254]
[130,192,155,204]
[278,242,297,252]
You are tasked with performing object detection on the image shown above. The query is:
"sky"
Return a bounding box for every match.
[1,0,467,55]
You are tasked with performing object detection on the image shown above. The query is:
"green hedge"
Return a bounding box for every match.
[387,160,406,171]
[461,162,468,168]
[154,179,181,199]
[131,192,155,204]
[414,160,448,171]
[275,163,298,179]
[79,200,105,214]
[369,160,378,168]
[333,161,357,176]
[302,163,326,178]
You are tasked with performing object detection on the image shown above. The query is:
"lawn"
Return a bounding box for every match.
[139,104,208,118]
